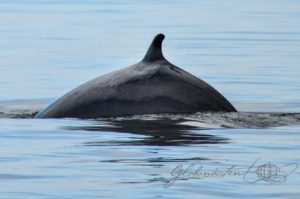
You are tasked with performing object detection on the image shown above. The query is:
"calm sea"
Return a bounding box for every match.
[0,0,300,198]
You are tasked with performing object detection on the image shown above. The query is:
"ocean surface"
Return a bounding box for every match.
[0,0,300,198]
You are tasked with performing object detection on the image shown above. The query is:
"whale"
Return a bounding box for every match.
[35,33,237,119]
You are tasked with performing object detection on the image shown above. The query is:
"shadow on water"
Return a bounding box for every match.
[63,118,229,146]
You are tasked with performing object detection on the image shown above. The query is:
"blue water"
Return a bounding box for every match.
[0,0,300,198]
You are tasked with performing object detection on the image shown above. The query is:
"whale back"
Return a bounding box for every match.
[35,34,236,119]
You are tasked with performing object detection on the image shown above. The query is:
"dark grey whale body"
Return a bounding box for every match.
[35,34,236,119]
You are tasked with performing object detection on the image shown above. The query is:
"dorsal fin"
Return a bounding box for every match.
[142,33,166,62]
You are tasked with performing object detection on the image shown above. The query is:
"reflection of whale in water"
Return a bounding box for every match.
[61,111,300,146]
[35,33,236,119]
[63,118,229,146]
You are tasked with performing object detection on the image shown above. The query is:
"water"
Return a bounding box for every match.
[1,0,300,198]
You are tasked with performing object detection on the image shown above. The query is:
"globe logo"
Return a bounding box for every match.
[255,162,286,183]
